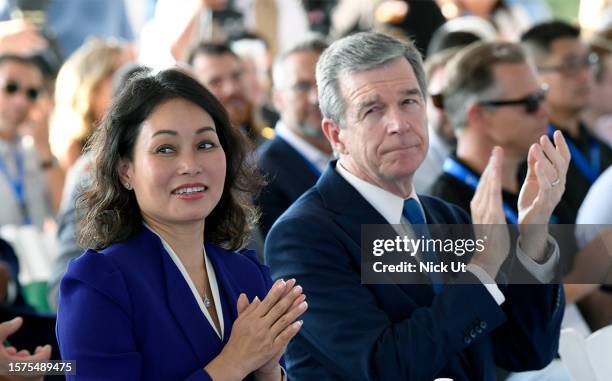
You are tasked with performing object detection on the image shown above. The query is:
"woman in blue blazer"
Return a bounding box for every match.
[56,68,307,381]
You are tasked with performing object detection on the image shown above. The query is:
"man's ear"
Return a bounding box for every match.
[321,118,347,155]
[467,103,487,133]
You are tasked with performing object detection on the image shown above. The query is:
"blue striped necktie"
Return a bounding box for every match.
[402,199,443,293]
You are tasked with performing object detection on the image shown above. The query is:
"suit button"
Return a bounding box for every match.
[480,321,487,329]
[470,329,477,338]
[464,336,472,344]
[475,327,483,334]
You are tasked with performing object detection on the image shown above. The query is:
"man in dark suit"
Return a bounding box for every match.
[265,32,570,380]
[257,37,332,237]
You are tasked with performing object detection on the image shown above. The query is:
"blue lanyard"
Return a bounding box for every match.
[277,136,322,177]
[0,149,31,224]
[443,158,519,224]
[443,158,559,224]
[547,125,600,184]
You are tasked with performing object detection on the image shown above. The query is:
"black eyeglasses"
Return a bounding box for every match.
[537,52,599,76]
[478,86,548,114]
[1,80,41,101]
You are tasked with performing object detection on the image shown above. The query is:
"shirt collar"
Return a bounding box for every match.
[275,121,331,172]
[335,161,425,224]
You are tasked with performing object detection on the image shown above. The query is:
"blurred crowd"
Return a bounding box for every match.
[0,0,611,379]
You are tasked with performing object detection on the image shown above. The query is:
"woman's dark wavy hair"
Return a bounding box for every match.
[77,68,262,251]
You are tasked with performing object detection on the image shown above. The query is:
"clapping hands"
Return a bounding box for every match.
[205,279,307,381]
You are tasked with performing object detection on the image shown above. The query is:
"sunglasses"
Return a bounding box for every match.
[478,86,548,115]
[1,80,41,101]
[430,93,444,109]
[537,52,598,76]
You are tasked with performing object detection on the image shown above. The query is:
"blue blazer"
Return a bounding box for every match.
[265,161,564,381]
[57,226,275,381]
[256,135,320,238]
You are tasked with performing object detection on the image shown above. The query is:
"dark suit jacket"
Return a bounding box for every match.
[256,135,320,238]
[265,161,564,381]
[57,226,276,380]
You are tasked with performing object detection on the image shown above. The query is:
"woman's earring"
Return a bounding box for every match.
[124,182,132,190]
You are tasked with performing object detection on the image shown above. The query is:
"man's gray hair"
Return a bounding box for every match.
[443,41,528,131]
[272,35,329,89]
[315,32,427,127]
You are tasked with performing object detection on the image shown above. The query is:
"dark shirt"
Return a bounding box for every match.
[429,155,577,273]
[548,122,612,223]
[427,155,519,219]
[429,153,576,224]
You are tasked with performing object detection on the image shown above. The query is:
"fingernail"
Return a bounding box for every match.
[253,296,260,303]
[299,301,308,310]
[293,285,303,295]
[276,279,286,289]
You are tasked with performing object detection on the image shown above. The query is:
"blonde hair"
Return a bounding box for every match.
[50,38,126,167]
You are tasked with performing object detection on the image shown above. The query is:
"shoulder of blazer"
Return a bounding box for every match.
[257,136,303,169]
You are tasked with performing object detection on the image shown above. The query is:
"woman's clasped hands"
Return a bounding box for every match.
[205,279,307,381]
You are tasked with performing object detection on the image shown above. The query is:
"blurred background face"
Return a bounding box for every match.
[426,65,455,144]
[589,55,612,115]
[274,50,323,138]
[459,0,497,17]
[539,37,595,115]
[191,53,251,127]
[0,60,43,140]
[91,48,133,122]
[481,62,548,156]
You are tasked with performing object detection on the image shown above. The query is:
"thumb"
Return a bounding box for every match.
[236,293,249,315]
[525,144,538,179]
[0,317,23,341]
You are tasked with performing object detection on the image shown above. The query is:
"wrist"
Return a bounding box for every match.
[518,236,549,263]
[469,258,502,279]
[518,226,549,262]
[204,351,246,381]
[255,364,282,381]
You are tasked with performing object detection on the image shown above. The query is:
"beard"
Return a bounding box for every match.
[298,120,324,139]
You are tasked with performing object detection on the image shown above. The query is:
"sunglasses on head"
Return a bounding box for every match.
[478,85,548,115]
[1,80,41,101]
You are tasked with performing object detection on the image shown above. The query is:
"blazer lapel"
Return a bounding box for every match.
[316,162,435,302]
[204,243,239,346]
[157,237,225,363]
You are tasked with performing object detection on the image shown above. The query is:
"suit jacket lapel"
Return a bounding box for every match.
[204,243,239,346]
[156,234,225,362]
[316,162,438,303]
